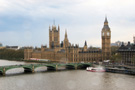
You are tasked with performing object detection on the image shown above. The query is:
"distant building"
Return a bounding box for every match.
[112,36,135,47]
[0,43,2,47]
[6,46,21,50]
[118,42,135,66]
[111,41,122,47]
[0,43,5,49]
[24,17,111,63]
[133,36,135,44]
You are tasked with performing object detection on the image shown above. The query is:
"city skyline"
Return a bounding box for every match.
[0,0,135,47]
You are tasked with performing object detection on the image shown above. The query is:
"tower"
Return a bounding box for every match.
[133,36,135,44]
[49,24,60,49]
[24,47,33,60]
[101,17,111,60]
[63,30,70,48]
[83,40,87,51]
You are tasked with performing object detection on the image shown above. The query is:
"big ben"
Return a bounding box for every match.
[102,17,111,60]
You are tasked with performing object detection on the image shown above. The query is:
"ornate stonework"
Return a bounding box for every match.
[24,18,111,63]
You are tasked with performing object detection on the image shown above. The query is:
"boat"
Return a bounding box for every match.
[86,67,105,72]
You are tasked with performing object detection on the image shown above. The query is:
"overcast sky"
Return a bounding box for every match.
[0,0,135,47]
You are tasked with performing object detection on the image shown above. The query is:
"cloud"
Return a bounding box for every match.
[0,0,135,47]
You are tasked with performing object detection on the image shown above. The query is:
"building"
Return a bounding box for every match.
[101,17,111,60]
[49,25,60,49]
[118,42,135,66]
[0,43,5,49]
[0,43,2,47]
[6,46,21,50]
[24,17,111,63]
[133,36,135,44]
[111,41,122,47]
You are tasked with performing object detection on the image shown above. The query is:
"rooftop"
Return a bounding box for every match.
[118,42,135,52]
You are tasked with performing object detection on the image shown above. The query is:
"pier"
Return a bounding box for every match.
[105,65,135,75]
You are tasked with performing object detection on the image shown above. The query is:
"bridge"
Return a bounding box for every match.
[0,63,92,76]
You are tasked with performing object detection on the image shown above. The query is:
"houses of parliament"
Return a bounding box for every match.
[24,17,111,63]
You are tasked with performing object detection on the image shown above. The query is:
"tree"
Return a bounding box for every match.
[111,53,122,64]
[111,46,119,55]
[0,48,24,60]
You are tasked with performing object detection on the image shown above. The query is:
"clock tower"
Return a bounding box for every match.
[102,17,111,60]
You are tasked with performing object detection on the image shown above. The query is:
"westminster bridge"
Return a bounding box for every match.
[0,63,92,76]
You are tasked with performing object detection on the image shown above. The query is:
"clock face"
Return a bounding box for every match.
[102,32,104,36]
[107,32,110,36]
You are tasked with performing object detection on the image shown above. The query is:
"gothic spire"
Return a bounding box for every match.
[105,16,108,23]
[65,29,67,38]
[103,16,110,30]
[104,16,108,25]
[58,25,60,31]
[84,40,87,46]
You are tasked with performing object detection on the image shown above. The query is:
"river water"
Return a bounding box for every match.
[0,59,135,90]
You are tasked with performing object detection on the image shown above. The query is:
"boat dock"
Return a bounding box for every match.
[105,65,135,75]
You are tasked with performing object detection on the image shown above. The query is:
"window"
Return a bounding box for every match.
[107,32,110,36]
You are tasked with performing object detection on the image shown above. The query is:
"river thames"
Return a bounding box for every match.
[0,59,135,90]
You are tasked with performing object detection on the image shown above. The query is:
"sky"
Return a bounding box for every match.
[0,0,135,48]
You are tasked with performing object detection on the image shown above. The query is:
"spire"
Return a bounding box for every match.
[65,29,67,38]
[105,16,108,23]
[84,40,87,46]
[52,19,56,30]
[84,40,87,51]
[104,16,108,25]
[102,16,110,30]
[58,24,60,31]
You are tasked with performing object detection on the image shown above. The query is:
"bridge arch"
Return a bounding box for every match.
[80,63,92,69]
[0,69,4,75]
[46,65,57,70]
[65,64,77,69]
[34,64,57,71]
[34,65,47,71]
[5,68,24,75]
[0,65,33,75]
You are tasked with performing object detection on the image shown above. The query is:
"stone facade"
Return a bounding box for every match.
[101,17,111,60]
[24,18,111,63]
[49,25,60,49]
[118,42,135,66]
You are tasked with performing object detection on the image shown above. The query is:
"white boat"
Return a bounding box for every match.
[86,67,105,72]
